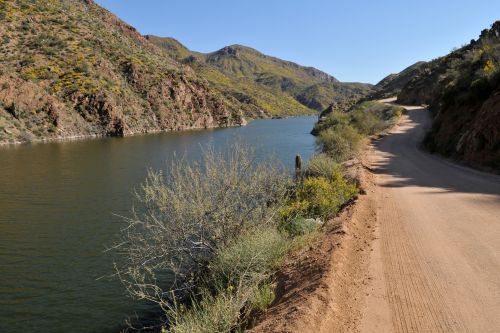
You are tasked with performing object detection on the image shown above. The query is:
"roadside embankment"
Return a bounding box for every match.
[249,156,378,332]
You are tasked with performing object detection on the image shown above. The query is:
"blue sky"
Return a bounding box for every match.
[95,0,500,84]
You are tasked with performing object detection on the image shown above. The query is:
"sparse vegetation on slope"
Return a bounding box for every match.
[371,61,427,99]
[147,36,373,118]
[0,0,244,145]
[397,21,500,170]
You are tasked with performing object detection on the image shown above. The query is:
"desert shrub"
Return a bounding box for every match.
[281,216,320,237]
[305,153,341,180]
[280,174,357,222]
[19,55,35,67]
[317,125,363,162]
[312,111,350,134]
[75,62,90,74]
[314,101,404,161]
[351,110,386,135]
[165,225,298,332]
[351,101,404,131]
[30,33,67,55]
[113,143,289,313]
[250,282,275,312]
[113,142,360,331]
[20,20,30,32]
[468,78,493,101]
[393,107,403,118]
[168,287,246,333]
[210,227,289,288]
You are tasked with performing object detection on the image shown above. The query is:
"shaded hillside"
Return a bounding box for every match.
[0,0,244,145]
[147,36,373,117]
[397,21,500,170]
[372,61,427,98]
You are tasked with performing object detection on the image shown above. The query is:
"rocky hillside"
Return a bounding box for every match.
[0,0,245,145]
[372,61,427,99]
[397,21,500,170]
[147,36,373,118]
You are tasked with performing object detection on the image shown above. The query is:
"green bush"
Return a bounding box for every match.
[351,101,403,133]
[114,143,360,331]
[168,288,246,333]
[312,111,350,134]
[351,110,386,135]
[316,125,363,162]
[168,227,290,333]
[5,102,18,119]
[250,282,275,312]
[211,227,289,288]
[314,101,403,161]
[282,216,320,237]
[305,153,341,180]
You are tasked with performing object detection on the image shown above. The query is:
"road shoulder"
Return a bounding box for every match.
[249,158,378,332]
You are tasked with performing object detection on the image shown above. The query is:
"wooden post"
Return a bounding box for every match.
[295,155,302,180]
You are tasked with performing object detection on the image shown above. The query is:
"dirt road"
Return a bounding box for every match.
[361,105,500,332]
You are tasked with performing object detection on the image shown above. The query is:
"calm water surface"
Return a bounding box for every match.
[0,116,317,333]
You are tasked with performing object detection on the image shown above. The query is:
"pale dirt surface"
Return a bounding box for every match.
[360,105,500,333]
[251,102,500,333]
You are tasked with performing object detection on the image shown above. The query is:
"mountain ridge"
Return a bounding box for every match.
[0,0,373,145]
[146,35,372,117]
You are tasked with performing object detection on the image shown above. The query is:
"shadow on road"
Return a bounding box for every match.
[369,107,500,198]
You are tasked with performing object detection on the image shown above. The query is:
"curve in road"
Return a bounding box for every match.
[361,105,500,333]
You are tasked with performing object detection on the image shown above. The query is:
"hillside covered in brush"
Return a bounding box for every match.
[0,0,245,144]
[147,36,373,118]
[397,21,500,170]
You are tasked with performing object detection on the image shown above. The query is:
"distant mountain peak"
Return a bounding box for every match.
[150,36,372,117]
[215,46,241,58]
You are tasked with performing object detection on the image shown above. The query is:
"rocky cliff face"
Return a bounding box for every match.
[0,0,244,145]
[425,90,500,169]
[397,21,500,170]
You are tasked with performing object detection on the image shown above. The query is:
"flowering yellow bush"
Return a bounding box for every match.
[280,173,358,222]
[484,60,496,74]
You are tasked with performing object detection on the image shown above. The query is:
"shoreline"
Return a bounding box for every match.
[0,114,321,148]
[0,121,248,148]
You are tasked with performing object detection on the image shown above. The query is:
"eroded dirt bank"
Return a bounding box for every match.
[249,156,379,332]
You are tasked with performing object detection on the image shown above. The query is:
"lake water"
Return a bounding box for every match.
[0,116,317,333]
